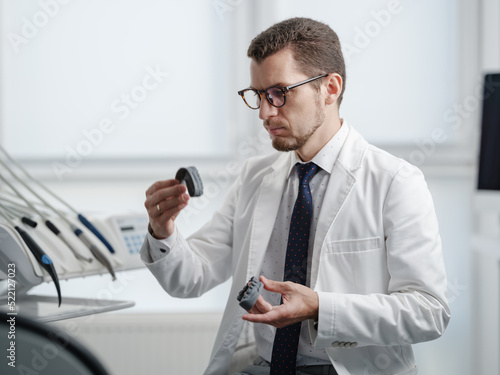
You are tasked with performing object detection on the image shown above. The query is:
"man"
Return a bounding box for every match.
[141,17,450,375]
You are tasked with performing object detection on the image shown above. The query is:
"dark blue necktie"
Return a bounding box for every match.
[271,162,319,375]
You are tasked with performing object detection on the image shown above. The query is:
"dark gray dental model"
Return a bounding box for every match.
[175,166,204,197]
[237,276,263,312]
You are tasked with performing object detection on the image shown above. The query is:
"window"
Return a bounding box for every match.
[0,0,233,160]
[253,0,464,147]
[0,0,474,170]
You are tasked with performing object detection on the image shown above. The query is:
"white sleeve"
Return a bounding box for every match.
[140,226,178,263]
[139,168,244,298]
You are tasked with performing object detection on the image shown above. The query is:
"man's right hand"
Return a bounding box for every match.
[144,179,190,239]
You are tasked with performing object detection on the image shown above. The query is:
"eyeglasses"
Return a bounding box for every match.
[238,74,329,110]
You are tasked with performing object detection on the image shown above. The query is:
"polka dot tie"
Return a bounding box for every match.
[270,162,319,375]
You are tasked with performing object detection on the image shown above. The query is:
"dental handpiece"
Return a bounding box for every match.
[71,225,116,281]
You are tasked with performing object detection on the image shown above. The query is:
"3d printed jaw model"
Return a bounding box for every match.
[175,167,203,197]
[237,276,263,312]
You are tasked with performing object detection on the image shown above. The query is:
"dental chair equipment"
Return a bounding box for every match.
[0,148,147,321]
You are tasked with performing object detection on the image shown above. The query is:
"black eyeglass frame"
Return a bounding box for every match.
[237,73,329,109]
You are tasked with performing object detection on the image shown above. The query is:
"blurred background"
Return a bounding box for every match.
[0,0,498,374]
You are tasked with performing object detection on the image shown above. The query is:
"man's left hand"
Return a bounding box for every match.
[241,276,319,328]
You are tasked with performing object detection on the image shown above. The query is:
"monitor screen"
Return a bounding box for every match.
[478,73,500,190]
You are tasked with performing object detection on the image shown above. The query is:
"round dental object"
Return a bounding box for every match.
[237,276,263,312]
[175,166,204,197]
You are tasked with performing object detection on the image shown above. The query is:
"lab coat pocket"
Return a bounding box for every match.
[324,236,381,253]
[318,237,388,294]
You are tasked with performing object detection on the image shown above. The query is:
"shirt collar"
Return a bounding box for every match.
[287,120,349,178]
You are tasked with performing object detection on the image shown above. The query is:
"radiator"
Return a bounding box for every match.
[52,313,223,375]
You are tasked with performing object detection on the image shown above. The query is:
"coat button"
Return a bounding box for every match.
[332,342,339,347]
[350,342,358,348]
[338,342,346,348]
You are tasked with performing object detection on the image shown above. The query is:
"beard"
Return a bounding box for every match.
[267,98,325,152]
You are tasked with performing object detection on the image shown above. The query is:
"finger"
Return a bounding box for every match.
[249,295,273,314]
[145,184,187,212]
[162,201,189,219]
[260,275,289,294]
[242,307,282,325]
[148,196,189,219]
[145,179,180,197]
[151,184,187,207]
[157,193,190,214]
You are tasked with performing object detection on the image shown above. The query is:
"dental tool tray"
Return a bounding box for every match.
[0,213,148,321]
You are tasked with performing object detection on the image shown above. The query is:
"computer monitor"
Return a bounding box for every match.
[477,73,500,190]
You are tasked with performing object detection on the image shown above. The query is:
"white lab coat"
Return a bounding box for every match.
[141,123,450,375]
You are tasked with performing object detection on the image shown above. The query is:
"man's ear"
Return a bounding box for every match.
[324,73,343,105]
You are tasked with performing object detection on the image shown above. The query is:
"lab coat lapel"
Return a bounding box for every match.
[246,153,290,279]
[205,154,291,375]
[309,126,367,290]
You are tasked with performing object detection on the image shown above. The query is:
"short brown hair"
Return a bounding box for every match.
[247,17,346,106]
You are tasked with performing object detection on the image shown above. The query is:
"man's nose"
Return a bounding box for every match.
[259,97,279,120]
